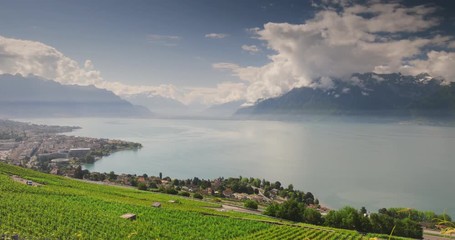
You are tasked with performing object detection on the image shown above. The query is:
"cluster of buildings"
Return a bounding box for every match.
[0,120,141,174]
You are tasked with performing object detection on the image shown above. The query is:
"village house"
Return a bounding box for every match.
[222,188,233,198]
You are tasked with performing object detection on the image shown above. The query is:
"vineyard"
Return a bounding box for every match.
[0,162,397,239]
[236,225,364,240]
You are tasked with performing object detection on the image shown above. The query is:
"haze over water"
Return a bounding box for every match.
[26,117,455,217]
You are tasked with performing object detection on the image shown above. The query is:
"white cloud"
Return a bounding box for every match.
[2,1,455,108]
[0,35,103,86]
[0,35,246,106]
[404,51,455,82]
[213,58,309,102]
[212,62,240,71]
[184,82,246,105]
[147,34,181,46]
[215,1,455,103]
[205,33,228,39]
[241,44,260,54]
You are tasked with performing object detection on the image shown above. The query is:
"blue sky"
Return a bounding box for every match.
[0,0,313,86]
[1,0,455,105]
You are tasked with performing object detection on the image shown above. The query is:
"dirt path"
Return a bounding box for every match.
[10,175,42,187]
[218,204,262,215]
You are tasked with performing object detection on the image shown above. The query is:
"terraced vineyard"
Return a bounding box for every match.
[236,225,365,240]
[0,162,375,239]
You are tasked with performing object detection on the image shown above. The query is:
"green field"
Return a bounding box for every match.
[0,162,385,239]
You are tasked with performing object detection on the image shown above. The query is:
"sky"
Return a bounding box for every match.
[1,0,455,106]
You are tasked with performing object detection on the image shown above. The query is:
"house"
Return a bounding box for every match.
[222,188,233,198]
[68,148,91,158]
[212,178,222,189]
[248,195,264,203]
[137,176,146,183]
[233,193,248,200]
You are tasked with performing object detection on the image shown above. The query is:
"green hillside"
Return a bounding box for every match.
[0,162,395,239]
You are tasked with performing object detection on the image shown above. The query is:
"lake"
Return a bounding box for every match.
[24,117,455,217]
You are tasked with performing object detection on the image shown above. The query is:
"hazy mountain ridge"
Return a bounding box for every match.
[237,73,455,117]
[0,74,152,118]
[123,93,188,116]
[204,100,245,117]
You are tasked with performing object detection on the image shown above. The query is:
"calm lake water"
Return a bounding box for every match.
[24,117,455,217]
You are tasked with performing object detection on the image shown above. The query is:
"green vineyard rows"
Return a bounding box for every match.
[0,163,374,239]
[236,224,366,240]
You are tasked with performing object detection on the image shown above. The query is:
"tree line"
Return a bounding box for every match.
[265,199,453,239]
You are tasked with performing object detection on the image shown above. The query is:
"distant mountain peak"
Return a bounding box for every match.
[237,72,455,117]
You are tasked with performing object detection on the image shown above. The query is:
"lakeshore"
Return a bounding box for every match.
[0,119,141,176]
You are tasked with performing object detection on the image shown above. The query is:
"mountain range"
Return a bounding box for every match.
[237,72,455,118]
[123,93,189,117]
[2,72,455,119]
[0,74,151,118]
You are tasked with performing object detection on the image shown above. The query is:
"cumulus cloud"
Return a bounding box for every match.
[215,1,455,103]
[404,51,455,82]
[3,1,455,107]
[205,33,228,39]
[241,44,260,54]
[0,35,103,86]
[0,35,246,106]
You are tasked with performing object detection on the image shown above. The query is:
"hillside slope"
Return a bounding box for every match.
[0,163,374,240]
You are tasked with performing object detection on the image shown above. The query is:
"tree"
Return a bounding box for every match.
[273,181,281,189]
[304,192,314,204]
[192,177,201,186]
[360,206,367,215]
[165,188,178,195]
[359,215,372,233]
[130,178,138,187]
[264,203,279,217]
[172,179,180,186]
[108,171,117,181]
[303,208,323,225]
[264,199,305,222]
[369,213,395,234]
[83,155,95,163]
[393,218,423,239]
[159,172,162,179]
[178,191,190,197]
[252,178,261,188]
[324,206,361,230]
[74,166,83,179]
[137,183,147,191]
[378,208,388,215]
[278,199,305,222]
[149,182,158,189]
[287,184,294,191]
[193,193,203,199]
[244,200,258,210]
